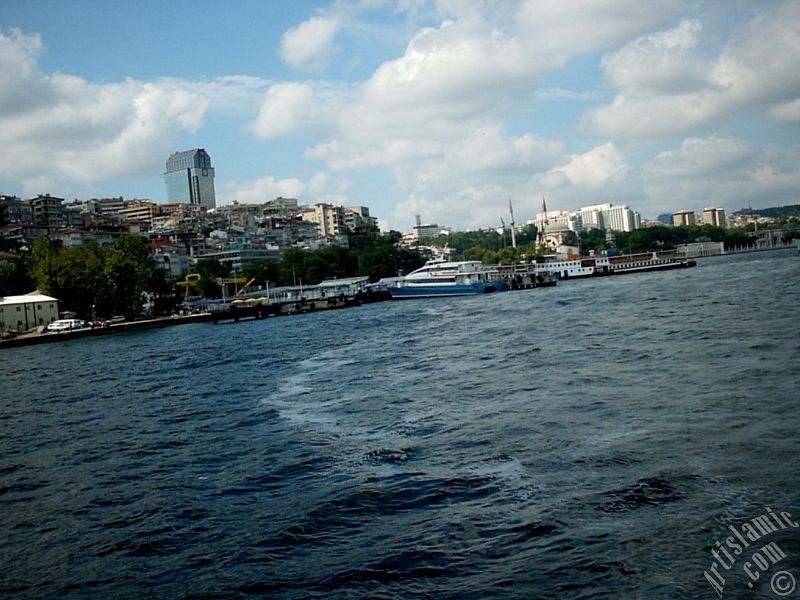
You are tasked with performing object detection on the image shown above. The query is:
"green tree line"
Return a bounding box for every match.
[585,224,757,255]
[427,224,541,264]
[237,228,424,292]
[1,228,425,313]
[419,223,765,260]
[0,235,174,319]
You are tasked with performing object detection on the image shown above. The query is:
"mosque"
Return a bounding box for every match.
[537,198,581,257]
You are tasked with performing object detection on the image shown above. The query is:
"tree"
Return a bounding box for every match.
[464,247,498,264]
[242,259,280,288]
[99,236,165,318]
[196,258,230,299]
[29,236,60,296]
[579,229,609,255]
[0,256,33,296]
[25,234,184,317]
[515,223,538,246]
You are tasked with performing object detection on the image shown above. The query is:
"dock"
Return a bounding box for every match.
[0,277,391,348]
[0,313,219,348]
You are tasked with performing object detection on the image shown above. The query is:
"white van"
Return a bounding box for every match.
[46,319,86,332]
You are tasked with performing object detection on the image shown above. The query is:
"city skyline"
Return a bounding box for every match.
[0,1,798,231]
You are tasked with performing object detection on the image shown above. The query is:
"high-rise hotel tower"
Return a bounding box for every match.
[164,148,216,211]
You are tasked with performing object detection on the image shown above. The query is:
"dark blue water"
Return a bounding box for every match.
[2,250,799,598]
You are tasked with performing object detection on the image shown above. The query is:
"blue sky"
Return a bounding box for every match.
[1,0,798,230]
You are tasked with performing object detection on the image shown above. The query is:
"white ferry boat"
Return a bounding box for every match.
[534,251,694,279]
[388,258,508,299]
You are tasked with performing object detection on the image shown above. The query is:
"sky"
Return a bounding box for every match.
[0,0,798,231]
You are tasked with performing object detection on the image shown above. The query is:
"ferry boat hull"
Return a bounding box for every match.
[389,281,506,299]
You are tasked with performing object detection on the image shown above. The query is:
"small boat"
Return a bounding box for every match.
[388,258,507,299]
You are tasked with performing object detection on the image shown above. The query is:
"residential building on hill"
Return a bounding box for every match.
[29,194,65,231]
[0,195,32,224]
[673,209,696,226]
[702,206,726,228]
[302,203,345,238]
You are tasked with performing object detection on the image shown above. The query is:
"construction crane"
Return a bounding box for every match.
[235,278,256,296]
[178,273,202,301]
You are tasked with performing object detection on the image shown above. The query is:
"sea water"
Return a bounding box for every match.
[1,249,799,598]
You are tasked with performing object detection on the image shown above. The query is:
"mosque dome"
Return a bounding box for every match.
[544,222,572,234]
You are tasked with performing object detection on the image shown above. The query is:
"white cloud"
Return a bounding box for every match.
[220,175,306,204]
[585,2,800,139]
[280,16,340,72]
[600,20,708,93]
[644,135,753,178]
[161,75,270,116]
[641,134,800,214]
[0,28,210,194]
[249,82,314,139]
[384,127,566,230]
[265,1,683,227]
[0,28,48,115]
[535,88,601,101]
[769,98,800,123]
[282,1,683,174]
[546,142,628,188]
[219,171,351,206]
[515,0,684,56]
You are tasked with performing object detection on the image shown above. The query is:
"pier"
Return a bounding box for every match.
[0,278,391,348]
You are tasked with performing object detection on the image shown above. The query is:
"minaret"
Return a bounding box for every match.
[509,197,517,249]
[538,195,548,247]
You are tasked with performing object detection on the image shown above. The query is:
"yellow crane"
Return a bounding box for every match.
[177,273,202,301]
[235,278,256,296]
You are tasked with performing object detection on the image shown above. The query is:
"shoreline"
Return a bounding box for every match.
[0,313,219,349]
[3,246,796,350]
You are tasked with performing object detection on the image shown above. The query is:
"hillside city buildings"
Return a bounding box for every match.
[0,149,380,280]
[0,145,775,282]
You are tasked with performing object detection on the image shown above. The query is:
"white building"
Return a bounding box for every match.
[533,210,581,233]
[579,204,611,230]
[534,202,639,234]
[301,203,345,237]
[604,204,636,232]
[579,203,637,232]
[343,206,378,231]
[0,292,59,332]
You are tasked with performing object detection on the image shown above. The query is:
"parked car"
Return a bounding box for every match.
[46,319,86,332]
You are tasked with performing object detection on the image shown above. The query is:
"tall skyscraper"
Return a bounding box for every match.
[164,149,216,211]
